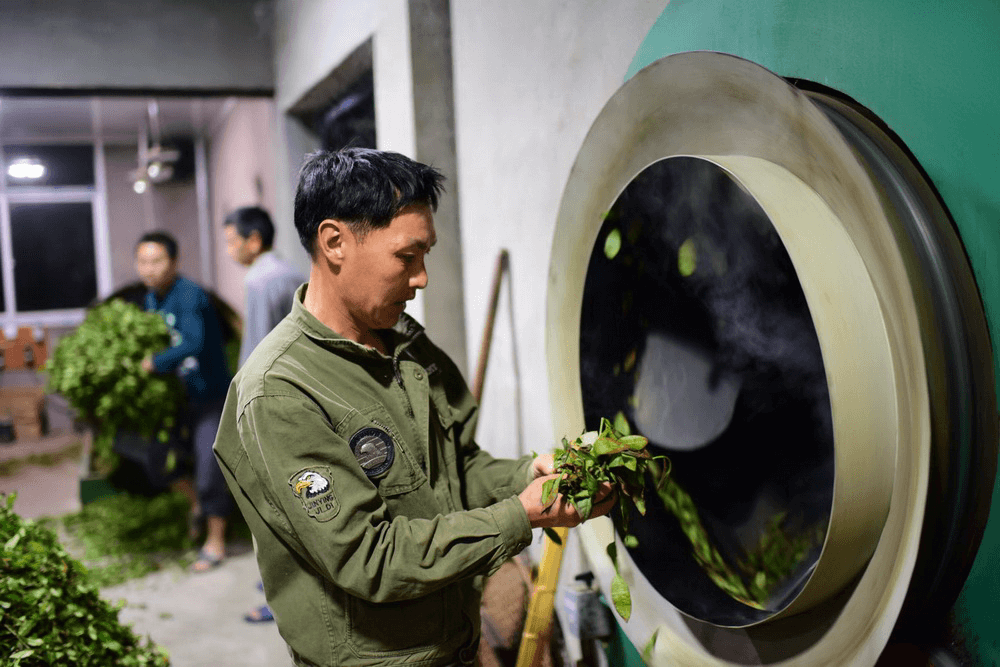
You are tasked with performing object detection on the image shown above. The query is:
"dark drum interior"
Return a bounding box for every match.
[579,156,835,627]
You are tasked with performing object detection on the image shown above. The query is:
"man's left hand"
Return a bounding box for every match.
[532,453,555,478]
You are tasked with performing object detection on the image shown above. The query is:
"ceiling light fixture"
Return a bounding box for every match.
[128,99,181,191]
[7,157,45,180]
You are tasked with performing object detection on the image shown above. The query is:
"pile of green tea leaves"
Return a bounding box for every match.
[0,441,83,478]
[654,470,824,610]
[0,494,169,666]
[56,491,195,588]
[45,299,184,472]
[540,413,669,621]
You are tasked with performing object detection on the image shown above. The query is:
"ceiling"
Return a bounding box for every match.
[0,96,237,145]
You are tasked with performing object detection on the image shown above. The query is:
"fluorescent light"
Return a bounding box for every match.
[147,162,162,179]
[133,179,148,194]
[7,158,45,180]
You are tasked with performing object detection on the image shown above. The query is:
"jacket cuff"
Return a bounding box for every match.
[523,455,537,490]
[491,495,533,558]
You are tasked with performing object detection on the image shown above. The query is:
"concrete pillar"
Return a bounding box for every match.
[407,0,468,375]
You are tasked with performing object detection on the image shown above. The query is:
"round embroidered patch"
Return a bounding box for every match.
[349,426,395,478]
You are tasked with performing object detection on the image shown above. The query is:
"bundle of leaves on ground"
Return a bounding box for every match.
[45,299,183,472]
[58,491,194,588]
[0,494,169,666]
[539,413,669,621]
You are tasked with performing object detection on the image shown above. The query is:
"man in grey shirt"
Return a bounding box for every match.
[224,206,306,367]
[224,205,305,623]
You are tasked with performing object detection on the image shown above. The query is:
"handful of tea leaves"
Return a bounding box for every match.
[539,414,669,620]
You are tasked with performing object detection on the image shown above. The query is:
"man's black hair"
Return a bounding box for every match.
[224,206,275,249]
[293,148,445,255]
[137,230,178,260]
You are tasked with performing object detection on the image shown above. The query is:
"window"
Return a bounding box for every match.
[10,202,98,310]
[0,141,109,330]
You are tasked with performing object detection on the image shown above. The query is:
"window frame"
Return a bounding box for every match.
[0,130,112,334]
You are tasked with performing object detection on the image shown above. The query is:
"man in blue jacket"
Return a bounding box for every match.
[136,230,233,571]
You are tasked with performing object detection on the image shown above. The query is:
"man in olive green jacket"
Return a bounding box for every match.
[213,148,613,666]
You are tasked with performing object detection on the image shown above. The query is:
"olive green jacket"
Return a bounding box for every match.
[214,286,534,666]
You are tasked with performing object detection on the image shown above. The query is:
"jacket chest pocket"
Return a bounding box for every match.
[337,405,426,498]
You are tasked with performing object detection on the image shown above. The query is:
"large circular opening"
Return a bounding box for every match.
[579,156,833,626]
[547,52,928,662]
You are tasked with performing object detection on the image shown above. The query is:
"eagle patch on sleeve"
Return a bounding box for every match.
[289,467,341,522]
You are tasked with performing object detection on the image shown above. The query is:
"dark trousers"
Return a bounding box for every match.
[189,396,232,518]
[139,395,231,517]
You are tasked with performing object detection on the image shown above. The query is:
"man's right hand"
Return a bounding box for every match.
[518,474,616,528]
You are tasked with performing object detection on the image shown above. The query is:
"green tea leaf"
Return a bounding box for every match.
[678,238,697,276]
[624,534,639,549]
[541,477,558,505]
[606,541,619,572]
[543,527,562,545]
[643,629,659,663]
[620,435,649,451]
[611,571,632,621]
[608,453,638,471]
[592,436,624,456]
[613,411,631,436]
[604,228,622,260]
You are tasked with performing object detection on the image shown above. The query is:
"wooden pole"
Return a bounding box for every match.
[515,527,569,667]
[472,249,509,402]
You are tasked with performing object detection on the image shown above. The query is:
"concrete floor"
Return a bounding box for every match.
[0,424,291,667]
[103,549,292,667]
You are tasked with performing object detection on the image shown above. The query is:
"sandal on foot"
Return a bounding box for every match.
[191,549,224,572]
[244,604,275,623]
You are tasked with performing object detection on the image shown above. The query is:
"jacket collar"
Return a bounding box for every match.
[290,284,425,361]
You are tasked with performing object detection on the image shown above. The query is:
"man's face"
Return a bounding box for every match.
[136,241,178,294]
[338,204,436,331]
[224,224,259,267]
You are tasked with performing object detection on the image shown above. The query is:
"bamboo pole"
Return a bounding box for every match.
[515,527,569,667]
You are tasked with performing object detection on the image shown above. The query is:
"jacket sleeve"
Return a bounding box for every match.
[451,392,535,509]
[237,393,533,604]
[153,289,208,373]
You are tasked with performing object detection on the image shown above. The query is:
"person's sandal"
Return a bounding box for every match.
[190,549,224,572]
[243,605,275,623]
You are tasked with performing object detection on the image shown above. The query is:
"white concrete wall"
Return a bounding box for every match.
[451,1,667,461]
[0,0,273,93]
[104,145,203,290]
[273,1,377,112]
[207,99,286,320]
